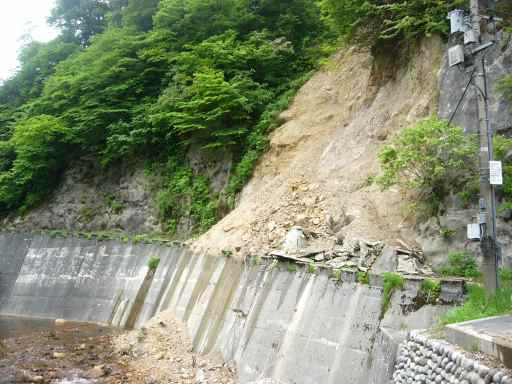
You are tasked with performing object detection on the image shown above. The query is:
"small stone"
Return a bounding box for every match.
[54,319,69,326]
[53,352,66,359]
[87,364,109,379]
[493,372,504,383]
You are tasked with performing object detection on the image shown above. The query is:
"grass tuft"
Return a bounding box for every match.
[381,272,404,318]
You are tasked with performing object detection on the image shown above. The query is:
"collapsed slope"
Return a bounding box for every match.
[193,38,444,258]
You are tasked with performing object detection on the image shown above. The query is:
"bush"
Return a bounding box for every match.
[437,251,481,279]
[381,272,404,317]
[500,268,512,289]
[377,117,477,216]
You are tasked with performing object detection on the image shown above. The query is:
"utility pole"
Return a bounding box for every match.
[471,0,499,294]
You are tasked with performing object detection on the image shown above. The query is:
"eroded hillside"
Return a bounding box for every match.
[193,38,444,258]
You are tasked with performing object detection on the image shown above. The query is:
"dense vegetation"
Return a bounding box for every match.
[0,0,471,234]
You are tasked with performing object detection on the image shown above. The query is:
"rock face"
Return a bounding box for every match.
[439,36,512,135]
[6,146,232,237]
[7,161,160,234]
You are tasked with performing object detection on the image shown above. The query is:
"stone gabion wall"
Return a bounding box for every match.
[393,331,512,384]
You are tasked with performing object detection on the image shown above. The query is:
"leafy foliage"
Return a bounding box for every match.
[48,0,112,46]
[437,251,481,279]
[377,117,477,215]
[357,271,370,285]
[319,0,466,43]
[0,116,75,213]
[155,155,219,235]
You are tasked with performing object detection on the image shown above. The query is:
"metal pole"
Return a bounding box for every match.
[471,0,499,293]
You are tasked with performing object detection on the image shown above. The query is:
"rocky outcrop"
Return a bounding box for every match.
[5,145,232,236]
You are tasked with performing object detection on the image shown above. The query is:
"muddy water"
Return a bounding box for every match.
[0,316,130,384]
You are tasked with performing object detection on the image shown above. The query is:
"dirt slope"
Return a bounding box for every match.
[193,38,444,257]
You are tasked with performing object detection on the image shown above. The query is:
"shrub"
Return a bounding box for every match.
[287,262,298,273]
[377,117,477,216]
[437,251,481,279]
[222,249,233,258]
[500,268,512,289]
[148,256,160,270]
[307,263,317,274]
[381,272,404,318]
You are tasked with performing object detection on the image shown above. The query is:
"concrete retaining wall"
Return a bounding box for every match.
[393,331,512,384]
[0,233,464,384]
[0,233,177,326]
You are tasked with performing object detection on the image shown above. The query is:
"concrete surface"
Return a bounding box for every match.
[446,316,512,369]
[0,233,464,384]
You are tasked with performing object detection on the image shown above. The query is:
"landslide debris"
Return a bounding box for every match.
[193,38,444,264]
[114,311,237,384]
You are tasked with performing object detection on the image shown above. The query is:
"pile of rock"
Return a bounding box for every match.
[393,332,512,384]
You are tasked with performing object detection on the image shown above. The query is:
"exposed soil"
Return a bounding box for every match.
[192,37,444,259]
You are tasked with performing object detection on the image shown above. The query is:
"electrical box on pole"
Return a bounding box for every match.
[448,45,465,67]
[448,9,467,34]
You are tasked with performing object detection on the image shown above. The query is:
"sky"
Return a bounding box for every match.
[0,0,59,81]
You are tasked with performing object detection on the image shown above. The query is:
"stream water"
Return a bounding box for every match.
[0,315,56,339]
[0,316,127,384]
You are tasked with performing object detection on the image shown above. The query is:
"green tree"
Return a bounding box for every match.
[49,0,111,46]
[319,0,466,42]
[0,39,78,142]
[30,29,164,148]
[152,69,272,148]
[121,0,161,31]
[0,116,75,212]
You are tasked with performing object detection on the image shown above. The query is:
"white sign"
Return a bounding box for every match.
[467,223,481,240]
[490,161,503,185]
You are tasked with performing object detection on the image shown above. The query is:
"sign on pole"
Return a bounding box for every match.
[489,161,503,185]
